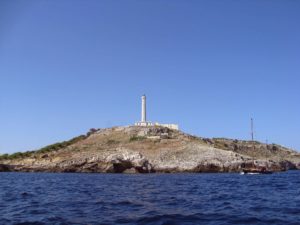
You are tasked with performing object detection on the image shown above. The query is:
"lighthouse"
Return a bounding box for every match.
[135,94,152,126]
[134,94,179,130]
[141,95,146,122]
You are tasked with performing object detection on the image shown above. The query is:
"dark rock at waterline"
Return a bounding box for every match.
[0,164,13,172]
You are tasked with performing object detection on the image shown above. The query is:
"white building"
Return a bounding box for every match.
[135,95,179,130]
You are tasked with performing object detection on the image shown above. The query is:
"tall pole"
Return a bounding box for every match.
[141,95,146,122]
[251,118,254,141]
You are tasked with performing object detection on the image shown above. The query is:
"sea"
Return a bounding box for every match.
[0,171,300,225]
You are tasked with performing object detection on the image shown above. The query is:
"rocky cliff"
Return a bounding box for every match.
[1,126,299,173]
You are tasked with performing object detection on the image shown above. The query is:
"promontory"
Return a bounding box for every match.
[0,126,299,173]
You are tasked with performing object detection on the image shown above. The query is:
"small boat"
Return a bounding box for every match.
[241,168,273,175]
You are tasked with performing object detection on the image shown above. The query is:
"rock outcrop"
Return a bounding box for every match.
[1,126,299,173]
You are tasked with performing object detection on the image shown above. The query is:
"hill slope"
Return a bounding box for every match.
[1,126,299,173]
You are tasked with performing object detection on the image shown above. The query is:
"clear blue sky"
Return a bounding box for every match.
[0,0,299,153]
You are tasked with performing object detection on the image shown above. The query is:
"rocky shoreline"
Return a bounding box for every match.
[1,126,299,173]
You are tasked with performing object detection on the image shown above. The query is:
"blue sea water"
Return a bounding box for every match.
[0,171,300,225]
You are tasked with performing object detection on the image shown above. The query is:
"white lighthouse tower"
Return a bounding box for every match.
[135,94,153,126]
[141,95,146,122]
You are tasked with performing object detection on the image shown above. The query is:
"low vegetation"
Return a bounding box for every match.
[129,136,147,142]
[0,128,100,161]
[106,139,120,145]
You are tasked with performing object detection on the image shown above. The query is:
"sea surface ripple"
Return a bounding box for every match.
[0,171,300,225]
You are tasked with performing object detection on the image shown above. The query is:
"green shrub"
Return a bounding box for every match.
[0,134,88,160]
[106,139,119,145]
[129,136,146,142]
[0,154,9,160]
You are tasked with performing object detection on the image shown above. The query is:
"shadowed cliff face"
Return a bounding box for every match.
[1,126,299,173]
